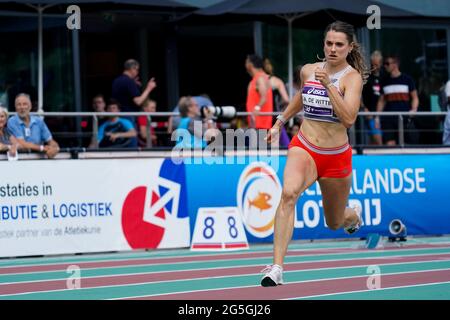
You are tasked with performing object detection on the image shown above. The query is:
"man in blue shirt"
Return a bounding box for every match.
[98,99,138,148]
[7,93,59,158]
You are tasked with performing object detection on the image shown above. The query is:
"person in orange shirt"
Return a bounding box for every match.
[245,55,273,130]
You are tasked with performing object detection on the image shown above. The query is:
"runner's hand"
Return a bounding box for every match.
[314,67,331,87]
[265,125,281,144]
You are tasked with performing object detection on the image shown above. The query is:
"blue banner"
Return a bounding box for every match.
[185,154,450,242]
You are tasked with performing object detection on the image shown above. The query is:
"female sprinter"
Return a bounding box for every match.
[261,21,367,287]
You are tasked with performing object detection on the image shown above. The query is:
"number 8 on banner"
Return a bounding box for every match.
[190,207,249,251]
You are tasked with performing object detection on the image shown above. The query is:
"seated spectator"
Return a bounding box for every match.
[137,98,158,147]
[92,94,107,120]
[0,106,19,159]
[7,93,59,158]
[174,96,217,149]
[87,94,107,148]
[98,99,138,149]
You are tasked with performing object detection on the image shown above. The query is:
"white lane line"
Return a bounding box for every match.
[2,240,448,269]
[1,246,449,278]
[287,280,450,300]
[110,267,450,300]
[1,258,449,298]
[0,245,355,269]
[1,252,450,286]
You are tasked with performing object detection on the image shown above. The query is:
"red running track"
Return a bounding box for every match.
[131,269,450,300]
[1,253,449,296]
[0,243,448,275]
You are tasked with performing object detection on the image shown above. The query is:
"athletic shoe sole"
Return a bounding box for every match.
[261,277,279,287]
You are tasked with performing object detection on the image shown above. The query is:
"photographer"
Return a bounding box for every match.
[174,96,218,149]
[167,95,214,134]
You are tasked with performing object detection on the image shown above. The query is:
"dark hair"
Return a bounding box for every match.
[247,54,264,69]
[124,59,139,71]
[385,54,400,65]
[107,98,121,110]
[92,94,104,101]
[324,21,369,83]
[263,58,274,76]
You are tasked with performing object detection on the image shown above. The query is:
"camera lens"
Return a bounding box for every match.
[200,106,236,121]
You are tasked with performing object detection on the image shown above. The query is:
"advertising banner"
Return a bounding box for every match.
[0,159,190,257]
[185,154,450,243]
[1,153,449,257]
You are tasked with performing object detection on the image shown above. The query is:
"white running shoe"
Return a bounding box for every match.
[344,205,362,235]
[260,264,284,287]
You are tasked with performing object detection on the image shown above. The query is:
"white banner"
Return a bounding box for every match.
[0,159,190,257]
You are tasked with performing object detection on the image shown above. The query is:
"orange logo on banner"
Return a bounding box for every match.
[237,162,282,238]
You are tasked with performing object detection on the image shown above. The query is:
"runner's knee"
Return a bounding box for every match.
[280,188,299,211]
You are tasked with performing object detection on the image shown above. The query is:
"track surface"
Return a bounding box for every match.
[0,237,449,300]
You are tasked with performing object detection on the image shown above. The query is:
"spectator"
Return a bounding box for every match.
[173,96,217,149]
[87,94,107,148]
[286,64,304,98]
[263,58,291,147]
[167,95,214,135]
[376,54,419,145]
[92,94,106,115]
[263,58,290,112]
[361,50,383,145]
[98,99,138,149]
[111,59,157,124]
[0,106,18,159]
[7,93,59,158]
[285,65,304,128]
[443,80,450,145]
[137,98,158,147]
[245,54,273,131]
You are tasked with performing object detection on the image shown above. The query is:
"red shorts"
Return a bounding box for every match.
[288,131,352,178]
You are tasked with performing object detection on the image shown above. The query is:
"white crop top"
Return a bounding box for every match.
[302,62,352,123]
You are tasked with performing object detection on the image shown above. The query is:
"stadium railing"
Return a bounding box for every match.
[1,110,448,160]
